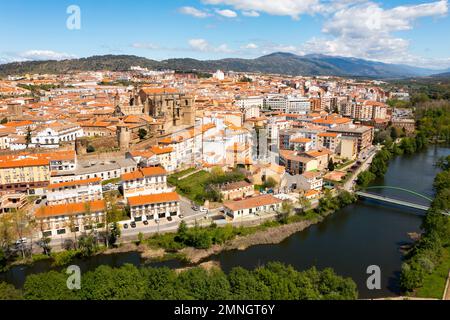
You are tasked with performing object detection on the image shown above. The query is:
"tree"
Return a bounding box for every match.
[228,267,271,300]
[298,196,312,212]
[0,118,7,124]
[38,236,52,255]
[86,145,95,153]
[262,177,277,189]
[138,128,148,140]
[78,233,97,258]
[24,271,78,300]
[11,209,30,259]
[25,127,32,147]
[327,159,335,172]
[277,201,293,224]
[0,282,22,300]
[390,126,399,140]
[356,171,376,188]
[0,214,14,254]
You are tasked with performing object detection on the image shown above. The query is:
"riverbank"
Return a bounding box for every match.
[180,216,322,264]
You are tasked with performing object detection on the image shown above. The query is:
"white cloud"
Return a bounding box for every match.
[215,9,238,18]
[201,0,450,68]
[188,39,210,52]
[242,10,260,17]
[203,0,322,19]
[179,6,210,18]
[243,43,258,49]
[20,50,77,61]
[188,39,233,53]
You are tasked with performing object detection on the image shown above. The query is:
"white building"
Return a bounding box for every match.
[286,96,311,115]
[32,123,84,148]
[213,70,225,81]
[121,166,173,199]
[127,192,180,222]
[223,194,283,220]
[46,177,103,205]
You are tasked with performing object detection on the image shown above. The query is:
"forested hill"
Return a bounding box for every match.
[0,52,444,79]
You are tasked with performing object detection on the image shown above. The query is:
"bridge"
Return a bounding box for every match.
[356,191,431,212]
[356,186,450,216]
[356,186,432,212]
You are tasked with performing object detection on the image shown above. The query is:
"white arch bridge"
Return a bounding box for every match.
[356,186,449,216]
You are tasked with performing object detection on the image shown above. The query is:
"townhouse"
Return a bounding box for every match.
[46,177,103,205]
[34,200,106,238]
[121,166,173,198]
[127,192,180,222]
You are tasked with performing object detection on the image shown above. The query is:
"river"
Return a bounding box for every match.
[1,146,449,299]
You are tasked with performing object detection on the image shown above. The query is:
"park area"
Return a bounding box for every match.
[168,167,247,205]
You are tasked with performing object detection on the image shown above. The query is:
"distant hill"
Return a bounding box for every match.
[429,71,450,78]
[0,52,445,79]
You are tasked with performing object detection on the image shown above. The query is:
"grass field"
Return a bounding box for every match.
[168,169,213,204]
[416,246,450,299]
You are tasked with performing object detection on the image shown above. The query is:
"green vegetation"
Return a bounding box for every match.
[0,282,22,300]
[239,76,253,83]
[168,167,246,204]
[86,145,96,153]
[101,178,120,186]
[400,154,450,297]
[138,128,148,140]
[17,83,60,93]
[0,118,7,124]
[1,262,357,300]
[416,247,450,299]
[314,191,357,217]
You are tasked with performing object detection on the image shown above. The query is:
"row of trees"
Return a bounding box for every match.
[400,155,450,292]
[0,262,358,300]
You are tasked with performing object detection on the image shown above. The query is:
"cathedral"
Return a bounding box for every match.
[114,87,195,135]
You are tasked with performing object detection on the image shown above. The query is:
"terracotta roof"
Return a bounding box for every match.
[127,192,180,206]
[150,146,173,155]
[35,200,106,219]
[318,132,339,138]
[121,167,166,181]
[224,195,282,212]
[291,137,312,143]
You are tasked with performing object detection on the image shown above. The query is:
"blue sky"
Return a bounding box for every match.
[0,0,449,69]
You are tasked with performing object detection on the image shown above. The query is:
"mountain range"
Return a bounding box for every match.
[0,52,448,79]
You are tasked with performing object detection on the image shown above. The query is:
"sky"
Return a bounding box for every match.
[0,0,450,69]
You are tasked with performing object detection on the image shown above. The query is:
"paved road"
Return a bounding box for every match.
[342,146,380,192]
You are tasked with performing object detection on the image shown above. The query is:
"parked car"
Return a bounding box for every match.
[167,216,173,222]
[200,207,208,213]
[179,214,184,219]
[130,222,137,228]
[192,206,200,211]
[123,223,129,229]
[143,220,149,226]
[35,199,42,205]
